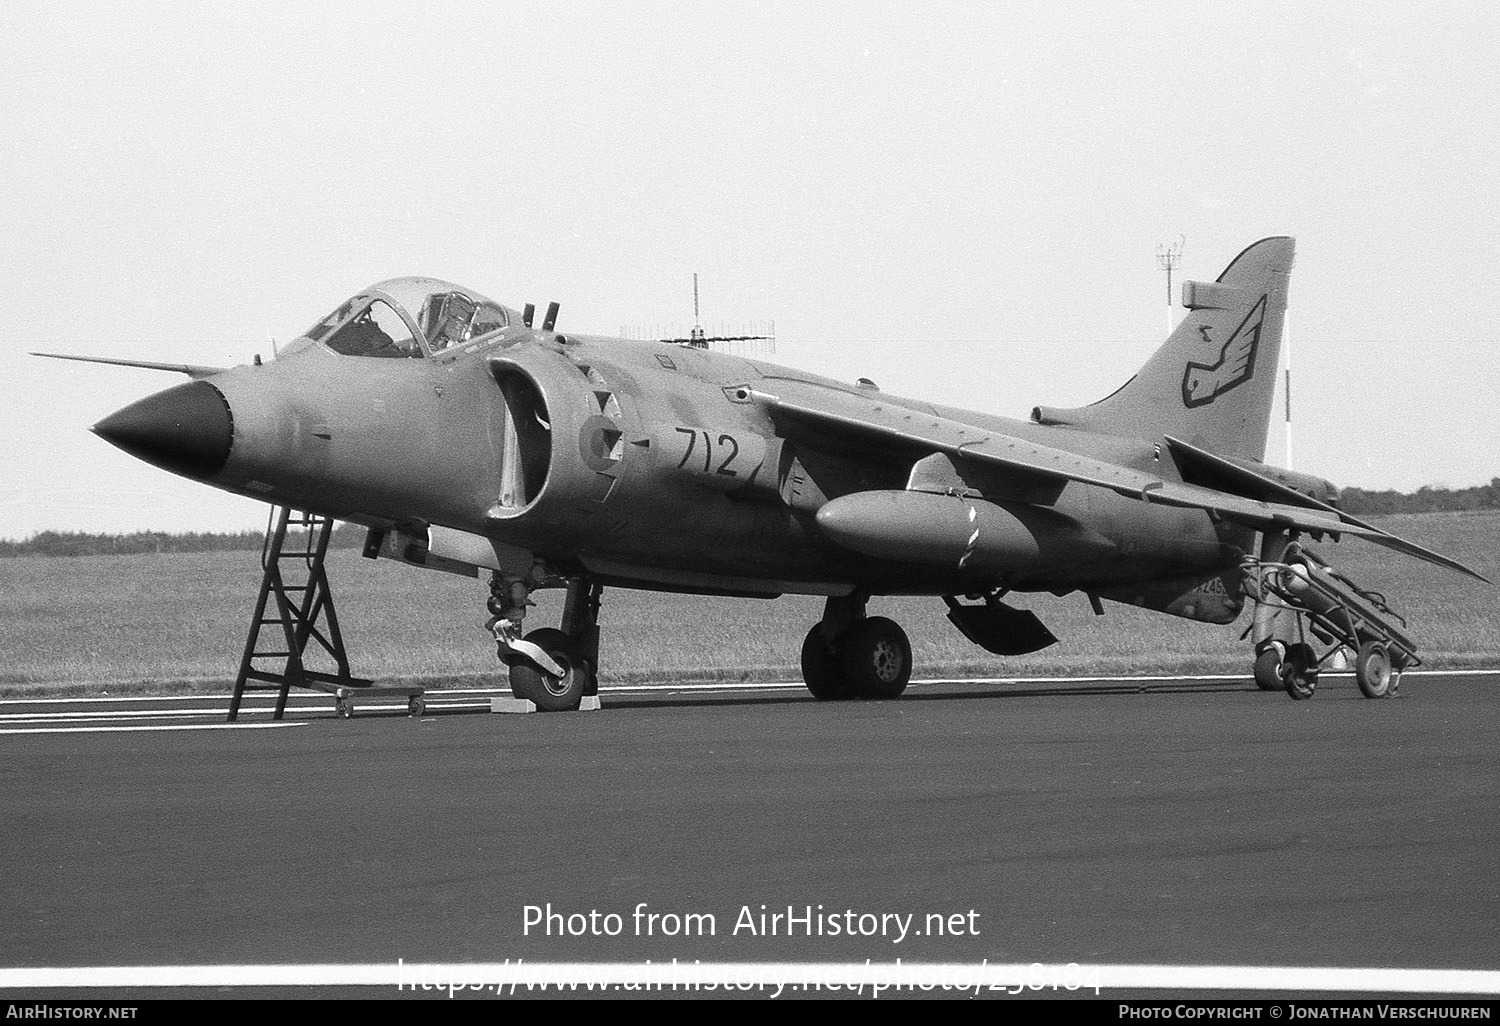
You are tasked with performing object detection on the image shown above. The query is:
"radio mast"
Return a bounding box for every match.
[1156,235,1185,335]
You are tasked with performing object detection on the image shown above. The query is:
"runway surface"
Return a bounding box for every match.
[1,672,1497,998]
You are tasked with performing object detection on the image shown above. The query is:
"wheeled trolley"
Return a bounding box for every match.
[315,682,426,720]
[1243,543,1417,701]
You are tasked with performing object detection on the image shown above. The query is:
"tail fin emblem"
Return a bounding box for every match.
[1181,295,1267,408]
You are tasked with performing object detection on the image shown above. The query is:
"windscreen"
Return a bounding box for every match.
[320,299,423,358]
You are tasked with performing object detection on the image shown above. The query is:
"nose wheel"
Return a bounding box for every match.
[508,627,590,711]
[490,573,602,712]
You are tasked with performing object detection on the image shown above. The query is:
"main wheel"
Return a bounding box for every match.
[801,623,851,701]
[1253,645,1285,691]
[840,616,912,699]
[1283,642,1319,701]
[1354,640,1393,699]
[509,628,589,711]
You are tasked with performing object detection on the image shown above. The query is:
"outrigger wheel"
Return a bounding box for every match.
[1253,643,1286,692]
[1354,640,1395,699]
[508,627,590,711]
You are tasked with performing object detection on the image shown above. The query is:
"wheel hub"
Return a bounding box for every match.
[542,657,574,697]
[871,640,902,682]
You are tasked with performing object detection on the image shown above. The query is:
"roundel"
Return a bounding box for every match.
[578,415,624,472]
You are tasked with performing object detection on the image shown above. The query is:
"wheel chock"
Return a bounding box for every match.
[489,695,603,714]
[491,697,537,714]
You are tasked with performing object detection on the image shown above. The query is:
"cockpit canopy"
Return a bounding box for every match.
[296,277,517,359]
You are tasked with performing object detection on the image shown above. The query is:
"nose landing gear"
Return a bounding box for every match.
[488,570,602,712]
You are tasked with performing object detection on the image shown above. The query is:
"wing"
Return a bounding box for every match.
[748,383,1487,582]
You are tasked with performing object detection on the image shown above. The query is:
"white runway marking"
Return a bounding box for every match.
[0,961,1494,994]
[1,667,1493,708]
[0,722,306,735]
[0,708,248,722]
[0,670,1491,732]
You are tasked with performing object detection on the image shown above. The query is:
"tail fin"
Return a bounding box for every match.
[1031,236,1294,460]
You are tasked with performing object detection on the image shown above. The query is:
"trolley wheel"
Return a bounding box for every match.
[408,696,426,717]
[335,697,354,719]
[1283,643,1319,701]
[1354,640,1394,699]
[1253,645,1285,691]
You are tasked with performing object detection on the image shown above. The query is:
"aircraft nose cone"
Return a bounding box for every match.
[92,380,233,479]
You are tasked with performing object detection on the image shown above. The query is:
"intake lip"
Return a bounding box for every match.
[91,380,234,480]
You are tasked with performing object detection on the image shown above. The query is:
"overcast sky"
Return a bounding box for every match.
[3,3,1497,537]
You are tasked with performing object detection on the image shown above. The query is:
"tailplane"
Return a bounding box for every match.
[1032,236,1294,460]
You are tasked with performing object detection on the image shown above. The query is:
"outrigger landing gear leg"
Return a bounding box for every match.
[488,569,599,712]
[800,593,912,701]
[1249,530,1300,692]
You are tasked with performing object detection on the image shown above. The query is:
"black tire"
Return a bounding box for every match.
[1283,642,1319,701]
[1253,645,1284,691]
[1355,640,1393,699]
[509,628,588,711]
[840,616,912,699]
[801,623,851,701]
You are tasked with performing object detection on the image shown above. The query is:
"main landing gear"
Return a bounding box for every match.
[800,594,912,701]
[488,570,602,712]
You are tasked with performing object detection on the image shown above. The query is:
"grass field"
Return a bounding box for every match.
[2,511,1497,696]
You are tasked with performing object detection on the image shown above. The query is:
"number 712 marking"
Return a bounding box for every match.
[674,427,741,477]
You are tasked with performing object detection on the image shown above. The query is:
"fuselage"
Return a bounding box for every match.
[105,334,1244,604]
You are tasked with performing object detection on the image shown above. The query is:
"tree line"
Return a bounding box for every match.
[5,481,1500,557]
[1338,479,1500,516]
[0,524,367,558]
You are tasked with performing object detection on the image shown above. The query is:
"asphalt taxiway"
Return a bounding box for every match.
[1,672,1496,996]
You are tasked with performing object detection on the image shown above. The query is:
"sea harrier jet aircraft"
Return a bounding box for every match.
[44,236,1483,709]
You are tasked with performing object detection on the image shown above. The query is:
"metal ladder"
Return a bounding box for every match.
[227,506,368,721]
